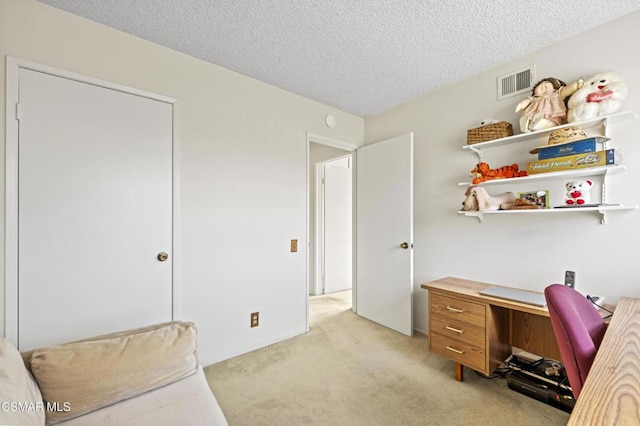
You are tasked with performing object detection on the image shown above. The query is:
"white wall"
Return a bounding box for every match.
[0,0,364,364]
[366,11,640,334]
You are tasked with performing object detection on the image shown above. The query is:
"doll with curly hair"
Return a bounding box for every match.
[515,77,584,132]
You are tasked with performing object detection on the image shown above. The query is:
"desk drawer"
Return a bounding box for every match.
[430,293,485,325]
[430,332,485,372]
[430,313,484,348]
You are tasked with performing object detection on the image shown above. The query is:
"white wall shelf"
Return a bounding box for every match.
[462,110,636,159]
[458,110,636,224]
[458,165,626,187]
[458,205,638,224]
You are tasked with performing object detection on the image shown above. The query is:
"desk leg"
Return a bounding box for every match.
[455,363,464,381]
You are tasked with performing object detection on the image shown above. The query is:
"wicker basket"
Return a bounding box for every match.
[467,121,513,145]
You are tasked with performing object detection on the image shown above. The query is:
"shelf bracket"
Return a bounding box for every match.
[460,211,484,223]
[602,169,610,205]
[472,212,484,223]
[602,117,609,138]
[468,145,482,160]
[598,209,608,225]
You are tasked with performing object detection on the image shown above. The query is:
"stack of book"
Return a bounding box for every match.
[526,136,620,175]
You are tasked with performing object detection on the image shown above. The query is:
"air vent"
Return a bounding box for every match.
[497,65,535,100]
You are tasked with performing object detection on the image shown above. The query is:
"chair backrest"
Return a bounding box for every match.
[544,284,607,399]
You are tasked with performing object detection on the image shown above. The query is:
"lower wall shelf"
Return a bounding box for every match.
[458,205,639,224]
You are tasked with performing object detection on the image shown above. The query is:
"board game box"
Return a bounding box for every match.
[536,137,607,160]
[527,149,620,174]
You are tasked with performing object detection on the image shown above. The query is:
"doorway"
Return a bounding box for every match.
[307,135,356,330]
[316,154,353,295]
[306,133,413,335]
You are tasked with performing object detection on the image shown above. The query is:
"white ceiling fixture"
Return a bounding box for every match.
[37,1,640,117]
[325,114,336,128]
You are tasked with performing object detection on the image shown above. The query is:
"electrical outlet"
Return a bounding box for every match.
[564,270,575,288]
[290,239,298,253]
[588,295,606,310]
[250,312,259,328]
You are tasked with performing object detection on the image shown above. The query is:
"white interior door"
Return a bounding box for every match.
[323,157,352,294]
[16,68,173,350]
[356,133,413,336]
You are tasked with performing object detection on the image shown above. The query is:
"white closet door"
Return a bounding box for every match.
[17,68,173,350]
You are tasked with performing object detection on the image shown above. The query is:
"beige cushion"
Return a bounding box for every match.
[59,367,228,426]
[0,338,45,426]
[29,321,198,425]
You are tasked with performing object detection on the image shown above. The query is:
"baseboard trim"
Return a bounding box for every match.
[413,327,428,337]
[200,329,307,367]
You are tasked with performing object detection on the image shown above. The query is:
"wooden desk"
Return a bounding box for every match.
[422,277,561,381]
[568,297,640,425]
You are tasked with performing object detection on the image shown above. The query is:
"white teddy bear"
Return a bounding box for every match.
[567,72,628,123]
[565,180,593,206]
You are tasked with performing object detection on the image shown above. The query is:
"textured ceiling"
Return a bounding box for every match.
[38,0,640,117]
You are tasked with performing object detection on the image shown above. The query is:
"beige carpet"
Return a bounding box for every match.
[204,290,570,425]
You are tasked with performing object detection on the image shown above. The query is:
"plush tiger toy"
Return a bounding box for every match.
[470,162,527,184]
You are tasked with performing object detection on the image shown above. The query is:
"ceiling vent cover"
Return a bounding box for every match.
[497,65,535,100]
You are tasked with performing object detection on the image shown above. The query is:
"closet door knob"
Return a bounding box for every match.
[157,252,169,262]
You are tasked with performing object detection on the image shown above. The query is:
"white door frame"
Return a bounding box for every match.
[314,153,353,296]
[306,133,357,331]
[4,57,180,343]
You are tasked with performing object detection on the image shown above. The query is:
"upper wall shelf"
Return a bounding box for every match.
[462,111,636,158]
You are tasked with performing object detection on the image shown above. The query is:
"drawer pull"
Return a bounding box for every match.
[445,306,465,313]
[446,346,464,355]
[445,326,464,334]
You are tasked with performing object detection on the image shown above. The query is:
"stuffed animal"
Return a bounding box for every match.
[515,77,584,132]
[470,162,528,184]
[462,186,516,212]
[567,72,628,123]
[461,187,479,211]
[565,180,593,206]
[479,118,500,126]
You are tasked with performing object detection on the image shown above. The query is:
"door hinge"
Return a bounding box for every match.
[15,103,22,121]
